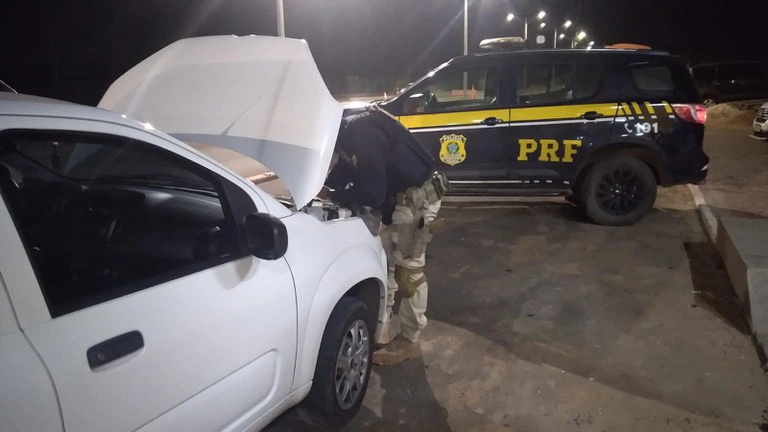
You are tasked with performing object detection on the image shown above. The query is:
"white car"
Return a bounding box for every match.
[752,101,768,140]
[0,36,386,431]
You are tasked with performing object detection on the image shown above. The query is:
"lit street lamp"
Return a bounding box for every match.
[554,20,573,49]
[573,30,587,48]
[510,10,546,41]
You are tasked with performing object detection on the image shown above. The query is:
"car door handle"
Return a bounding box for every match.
[87,330,144,370]
[482,116,503,126]
[581,111,604,121]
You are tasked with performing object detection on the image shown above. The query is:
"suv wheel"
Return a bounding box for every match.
[580,157,657,226]
[702,95,718,107]
[305,297,373,427]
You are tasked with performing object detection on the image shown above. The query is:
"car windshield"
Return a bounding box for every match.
[3,137,215,193]
[382,61,452,103]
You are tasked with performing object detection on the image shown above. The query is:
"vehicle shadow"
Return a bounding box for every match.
[264,348,450,432]
[684,241,750,335]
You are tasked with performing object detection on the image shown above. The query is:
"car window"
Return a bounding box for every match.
[404,67,500,114]
[517,63,604,105]
[719,63,762,81]
[693,66,716,82]
[632,65,675,92]
[0,131,241,317]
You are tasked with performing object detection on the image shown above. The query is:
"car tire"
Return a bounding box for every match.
[580,157,657,226]
[305,296,373,428]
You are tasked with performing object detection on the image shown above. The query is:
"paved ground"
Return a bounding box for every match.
[699,125,768,219]
[267,185,768,432]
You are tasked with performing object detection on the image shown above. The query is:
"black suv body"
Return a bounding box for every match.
[692,61,768,106]
[372,49,709,225]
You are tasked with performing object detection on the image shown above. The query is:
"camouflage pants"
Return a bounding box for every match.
[380,186,441,343]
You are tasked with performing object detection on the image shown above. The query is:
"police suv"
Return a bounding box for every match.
[375,49,709,225]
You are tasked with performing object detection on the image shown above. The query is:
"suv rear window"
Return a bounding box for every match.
[517,63,604,105]
[632,66,674,92]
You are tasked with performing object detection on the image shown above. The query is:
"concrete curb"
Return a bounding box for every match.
[688,184,718,243]
[690,184,768,367]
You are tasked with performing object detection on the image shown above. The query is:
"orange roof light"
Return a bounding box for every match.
[606,43,652,50]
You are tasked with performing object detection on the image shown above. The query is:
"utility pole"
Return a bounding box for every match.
[276,0,285,37]
[463,0,468,55]
[524,20,528,41]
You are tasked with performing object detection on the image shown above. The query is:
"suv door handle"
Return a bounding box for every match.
[581,111,604,121]
[482,116,503,126]
[87,330,144,370]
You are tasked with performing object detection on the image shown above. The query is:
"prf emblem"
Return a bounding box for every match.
[439,134,467,166]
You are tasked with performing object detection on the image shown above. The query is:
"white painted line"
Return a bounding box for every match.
[688,184,717,242]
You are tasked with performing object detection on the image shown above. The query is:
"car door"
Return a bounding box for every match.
[0,125,297,432]
[395,62,513,181]
[506,59,617,187]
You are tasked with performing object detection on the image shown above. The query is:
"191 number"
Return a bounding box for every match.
[625,122,659,134]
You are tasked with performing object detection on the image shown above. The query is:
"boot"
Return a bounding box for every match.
[372,335,421,366]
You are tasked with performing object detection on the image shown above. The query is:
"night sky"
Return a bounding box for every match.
[3,0,767,105]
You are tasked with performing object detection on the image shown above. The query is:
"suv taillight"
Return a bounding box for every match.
[672,103,707,124]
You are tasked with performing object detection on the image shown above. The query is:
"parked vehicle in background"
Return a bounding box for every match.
[0,36,386,432]
[692,61,768,106]
[751,101,768,140]
[370,48,709,226]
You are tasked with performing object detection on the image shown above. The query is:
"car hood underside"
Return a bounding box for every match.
[98,35,343,207]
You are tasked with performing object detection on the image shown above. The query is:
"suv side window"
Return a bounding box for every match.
[0,131,242,317]
[632,65,675,92]
[517,63,604,105]
[404,66,500,114]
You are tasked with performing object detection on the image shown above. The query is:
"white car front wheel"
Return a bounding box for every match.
[305,297,373,427]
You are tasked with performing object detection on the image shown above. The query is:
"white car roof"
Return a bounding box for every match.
[0,92,145,129]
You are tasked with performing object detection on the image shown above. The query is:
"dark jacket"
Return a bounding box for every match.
[325,108,434,223]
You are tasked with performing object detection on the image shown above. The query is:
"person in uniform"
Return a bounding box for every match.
[321,106,448,365]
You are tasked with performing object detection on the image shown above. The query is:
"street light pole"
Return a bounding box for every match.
[464,0,469,55]
[276,0,285,37]
[524,19,528,41]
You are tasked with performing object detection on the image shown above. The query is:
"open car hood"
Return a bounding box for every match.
[98,35,342,207]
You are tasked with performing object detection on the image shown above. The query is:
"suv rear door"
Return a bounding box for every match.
[613,57,707,184]
[395,60,514,181]
[506,56,618,187]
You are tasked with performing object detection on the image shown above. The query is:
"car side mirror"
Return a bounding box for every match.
[244,213,288,260]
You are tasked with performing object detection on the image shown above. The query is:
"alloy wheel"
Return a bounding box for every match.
[595,168,646,216]
[334,319,369,410]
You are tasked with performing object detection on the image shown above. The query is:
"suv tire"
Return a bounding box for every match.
[305,297,373,427]
[702,95,718,107]
[580,157,657,226]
